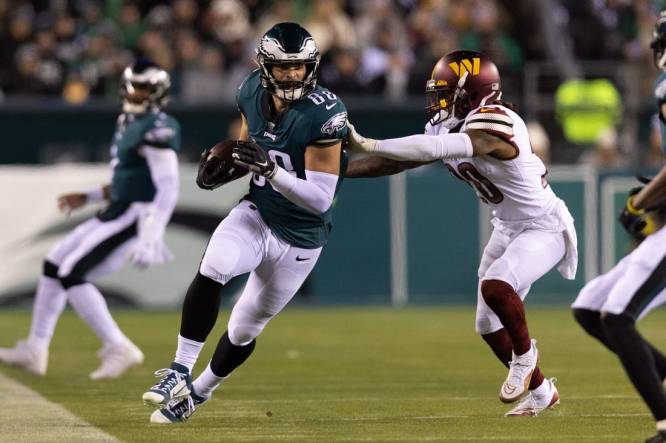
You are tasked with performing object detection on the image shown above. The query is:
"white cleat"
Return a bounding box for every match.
[505,377,560,417]
[89,340,144,380]
[0,340,48,376]
[500,339,539,403]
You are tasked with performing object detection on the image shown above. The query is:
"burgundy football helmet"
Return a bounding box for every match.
[425,50,502,128]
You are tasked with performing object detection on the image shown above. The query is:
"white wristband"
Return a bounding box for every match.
[85,187,105,203]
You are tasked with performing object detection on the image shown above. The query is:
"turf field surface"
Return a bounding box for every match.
[0,307,663,442]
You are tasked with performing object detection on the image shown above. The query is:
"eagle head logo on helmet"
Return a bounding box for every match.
[120,58,171,114]
[651,11,666,71]
[425,50,501,129]
[256,22,321,102]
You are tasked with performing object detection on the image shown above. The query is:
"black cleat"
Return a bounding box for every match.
[646,430,666,443]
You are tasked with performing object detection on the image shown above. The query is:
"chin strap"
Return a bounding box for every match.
[438,71,470,129]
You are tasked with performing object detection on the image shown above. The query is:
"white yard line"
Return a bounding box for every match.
[0,371,120,442]
[334,437,629,442]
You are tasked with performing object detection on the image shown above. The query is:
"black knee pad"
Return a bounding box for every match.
[59,274,87,289]
[43,260,60,279]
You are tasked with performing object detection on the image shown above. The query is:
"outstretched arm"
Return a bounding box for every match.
[348,124,474,161]
[349,126,517,161]
[345,156,432,178]
[348,106,518,161]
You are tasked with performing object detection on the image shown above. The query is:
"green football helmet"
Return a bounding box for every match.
[256,22,320,102]
[120,59,171,114]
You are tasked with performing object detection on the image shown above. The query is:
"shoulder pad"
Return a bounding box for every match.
[465,107,514,142]
[145,126,176,144]
[144,114,180,150]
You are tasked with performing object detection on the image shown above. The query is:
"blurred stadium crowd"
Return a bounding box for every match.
[1,0,663,105]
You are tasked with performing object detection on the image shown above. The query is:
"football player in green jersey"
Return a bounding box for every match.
[144,23,348,424]
[573,12,666,443]
[0,60,181,380]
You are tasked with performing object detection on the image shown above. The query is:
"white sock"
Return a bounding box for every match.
[174,335,204,372]
[531,378,550,398]
[193,363,225,399]
[67,283,126,346]
[657,419,666,431]
[28,276,67,351]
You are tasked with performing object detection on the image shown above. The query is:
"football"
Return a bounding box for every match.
[196,140,249,190]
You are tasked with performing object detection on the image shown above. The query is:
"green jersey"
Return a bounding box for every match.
[654,72,666,154]
[237,69,348,249]
[109,111,181,204]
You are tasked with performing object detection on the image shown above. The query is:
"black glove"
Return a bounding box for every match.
[232,140,277,178]
[195,148,250,190]
[196,149,221,190]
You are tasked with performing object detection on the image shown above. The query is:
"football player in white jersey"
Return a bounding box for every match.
[346,50,578,417]
[572,15,666,443]
[0,60,180,380]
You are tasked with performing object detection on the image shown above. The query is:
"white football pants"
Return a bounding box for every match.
[47,204,141,281]
[30,204,141,348]
[573,224,666,320]
[199,200,321,346]
[475,224,567,335]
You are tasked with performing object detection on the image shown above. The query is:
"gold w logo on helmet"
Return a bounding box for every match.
[449,58,481,77]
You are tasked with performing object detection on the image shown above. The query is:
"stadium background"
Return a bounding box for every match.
[0,0,662,308]
[2,1,666,442]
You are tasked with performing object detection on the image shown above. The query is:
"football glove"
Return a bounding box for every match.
[346,123,378,154]
[232,140,277,178]
[196,149,225,190]
[127,207,173,269]
[618,194,656,242]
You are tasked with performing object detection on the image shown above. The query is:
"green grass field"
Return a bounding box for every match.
[0,306,664,442]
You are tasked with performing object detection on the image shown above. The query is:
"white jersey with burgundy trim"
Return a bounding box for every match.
[426,104,558,221]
